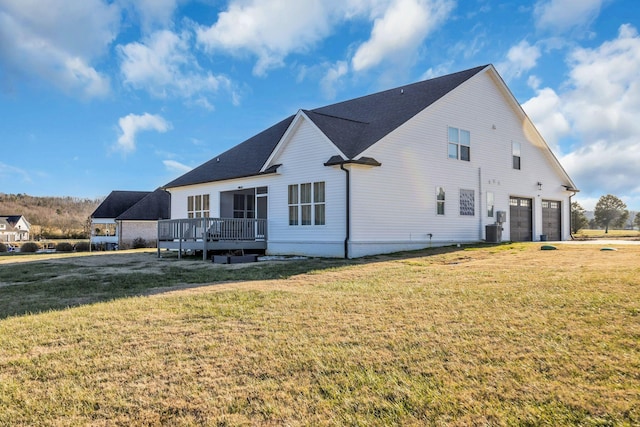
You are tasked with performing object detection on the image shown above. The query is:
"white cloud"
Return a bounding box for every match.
[496,40,541,81]
[523,24,640,203]
[0,161,31,184]
[522,87,570,151]
[118,29,233,103]
[534,0,606,34]
[320,61,349,99]
[116,113,172,153]
[120,0,182,32]
[0,0,119,97]
[563,24,640,142]
[163,159,192,174]
[351,0,454,72]
[196,0,333,76]
[196,0,453,77]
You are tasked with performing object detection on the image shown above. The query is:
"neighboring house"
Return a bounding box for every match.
[159,64,578,259]
[91,189,170,249]
[0,215,31,243]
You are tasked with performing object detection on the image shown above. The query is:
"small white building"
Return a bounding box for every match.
[0,215,31,243]
[159,64,578,258]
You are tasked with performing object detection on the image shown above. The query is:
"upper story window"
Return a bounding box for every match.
[512,141,521,170]
[448,127,470,161]
[289,182,325,226]
[187,194,210,218]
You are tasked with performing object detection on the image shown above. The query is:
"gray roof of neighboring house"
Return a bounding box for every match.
[0,215,29,230]
[164,65,488,189]
[91,191,151,219]
[116,189,170,221]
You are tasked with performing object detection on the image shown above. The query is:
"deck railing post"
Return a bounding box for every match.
[178,219,183,259]
[202,217,207,261]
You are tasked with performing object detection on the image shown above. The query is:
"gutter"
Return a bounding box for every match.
[340,163,350,259]
[324,156,381,259]
[563,185,580,240]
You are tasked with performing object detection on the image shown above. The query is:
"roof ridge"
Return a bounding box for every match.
[304,109,370,125]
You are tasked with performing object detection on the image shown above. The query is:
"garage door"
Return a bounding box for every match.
[542,200,561,241]
[510,197,532,241]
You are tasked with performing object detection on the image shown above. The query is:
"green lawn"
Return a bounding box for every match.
[1,244,639,426]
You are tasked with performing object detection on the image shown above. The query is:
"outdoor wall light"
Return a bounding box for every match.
[537,182,543,190]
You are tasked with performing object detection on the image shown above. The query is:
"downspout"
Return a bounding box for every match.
[568,190,578,240]
[340,163,350,259]
[478,167,483,241]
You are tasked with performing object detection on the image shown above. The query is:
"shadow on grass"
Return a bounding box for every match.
[0,244,503,319]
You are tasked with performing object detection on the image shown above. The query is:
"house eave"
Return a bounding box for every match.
[324,156,382,167]
[162,165,282,191]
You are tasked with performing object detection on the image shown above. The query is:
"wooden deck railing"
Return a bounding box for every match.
[157,218,267,259]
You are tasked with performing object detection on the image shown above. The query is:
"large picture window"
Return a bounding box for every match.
[448,127,470,161]
[187,194,210,218]
[288,182,325,226]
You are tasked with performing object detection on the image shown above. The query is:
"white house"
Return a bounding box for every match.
[159,64,578,259]
[0,215,31,243]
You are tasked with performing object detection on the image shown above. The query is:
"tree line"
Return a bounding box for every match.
[571,194,639,234]
[0,193,103,239]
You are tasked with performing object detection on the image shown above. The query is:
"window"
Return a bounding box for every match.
[288,184,299,225]
[436,187,445,215]
[448,127,470,161]
[314,182,326,225]
[460,189,475,216]
[487,191,494,217]
[289,181,325,226]
[187,194,210,218]
[512,141,521,170]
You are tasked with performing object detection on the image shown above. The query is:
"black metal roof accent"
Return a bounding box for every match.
[324,156,381,167]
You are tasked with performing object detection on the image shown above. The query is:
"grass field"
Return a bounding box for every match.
[1,244,639,426]
[573,229,640,239]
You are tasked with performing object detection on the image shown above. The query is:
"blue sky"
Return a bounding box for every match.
[1,0,639,212]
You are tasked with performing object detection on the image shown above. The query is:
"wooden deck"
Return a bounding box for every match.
[157,218,267,260]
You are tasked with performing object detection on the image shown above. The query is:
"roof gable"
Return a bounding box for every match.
[116,189,171,221]
[0,215,30,230]
[91,191,150,219]
[164,115,294,189]
[163,65,489,189]
[308,65,487,158]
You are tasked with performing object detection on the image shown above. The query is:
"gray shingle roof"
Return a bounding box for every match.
[164,65,488,189]
[116,189,170,221]
[91,191,151,219]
